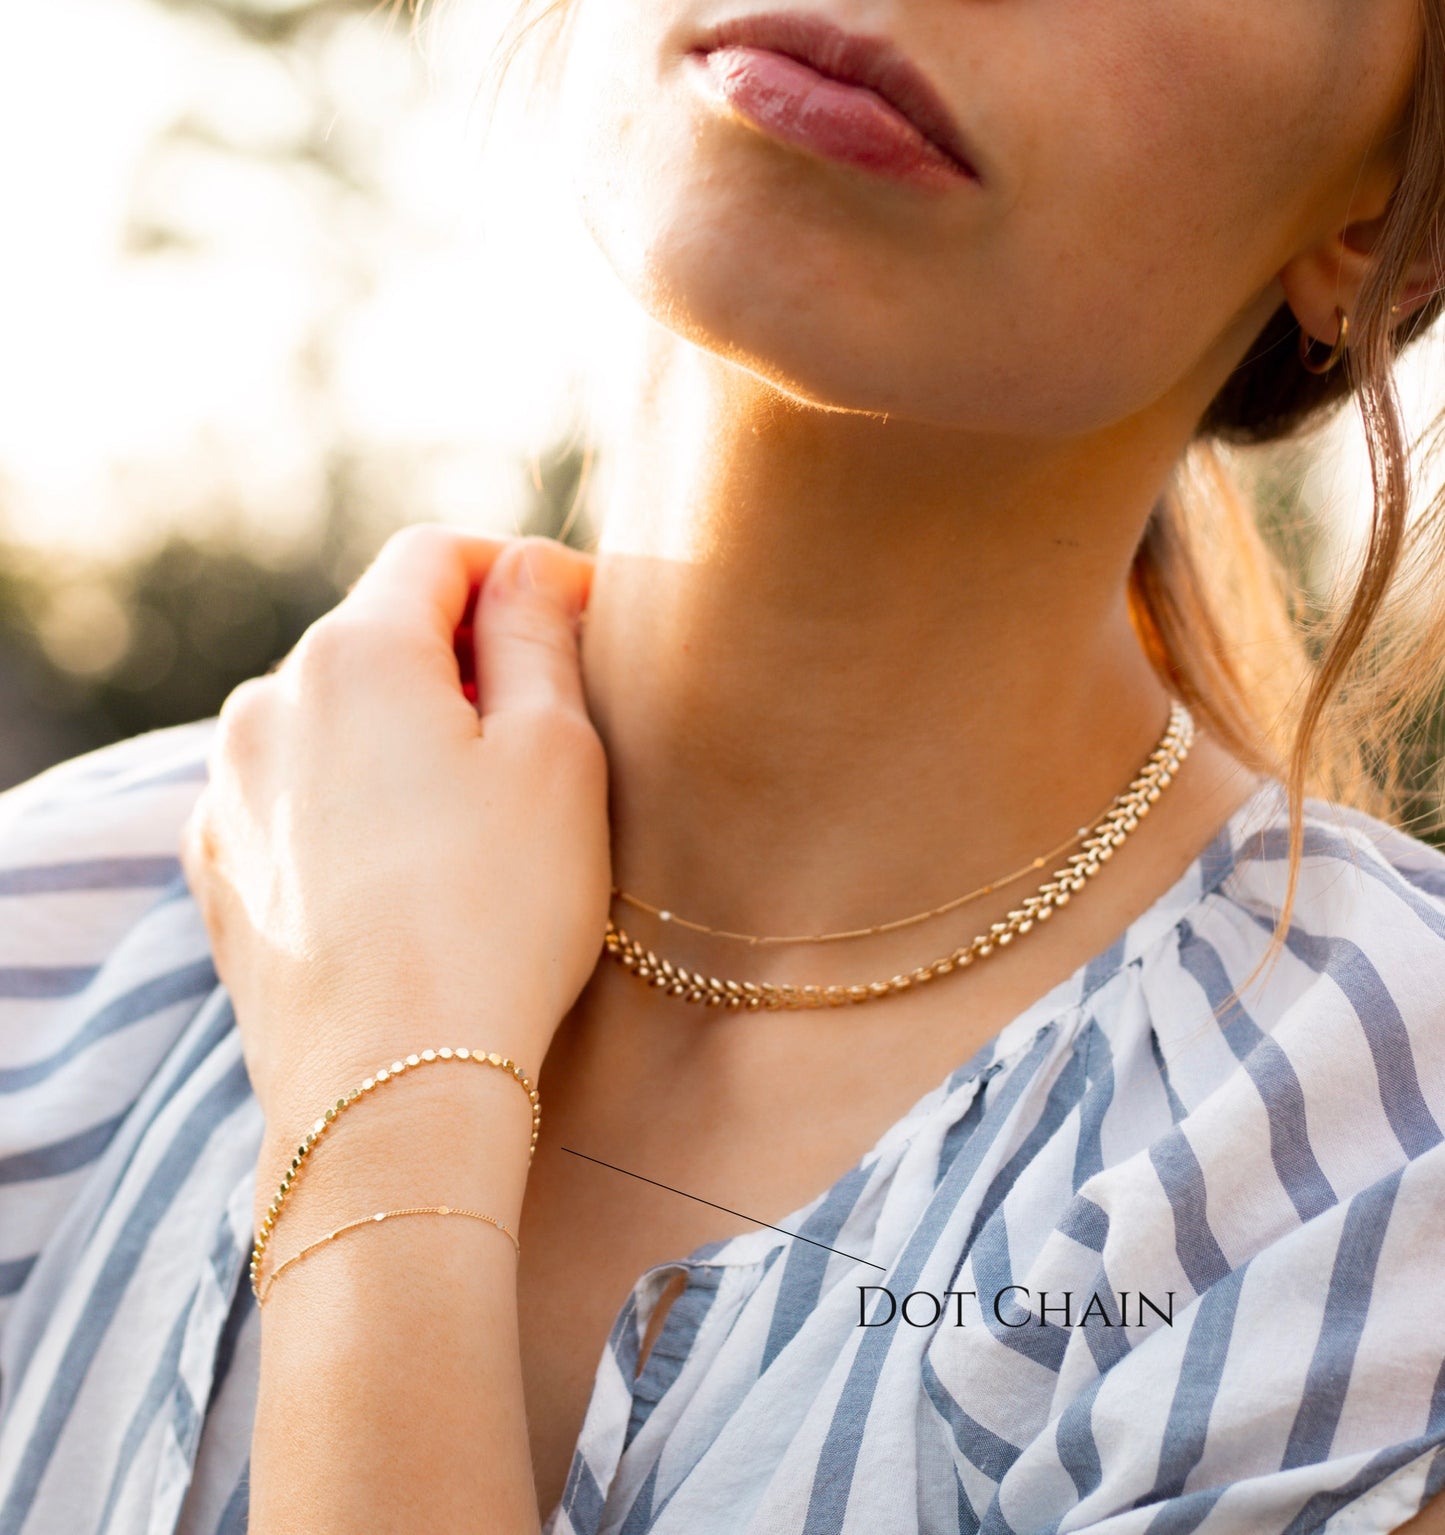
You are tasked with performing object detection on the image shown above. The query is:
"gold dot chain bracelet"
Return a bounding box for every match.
[250,1047,540,1307]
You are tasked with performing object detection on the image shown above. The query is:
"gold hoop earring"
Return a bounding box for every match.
[1299,307,1350,376]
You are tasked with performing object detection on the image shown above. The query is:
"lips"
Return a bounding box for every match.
[686,10,980,181]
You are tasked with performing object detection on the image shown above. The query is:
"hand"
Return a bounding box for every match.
[178,526,610,1142]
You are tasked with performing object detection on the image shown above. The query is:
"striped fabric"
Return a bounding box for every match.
[0,720,1442,1535]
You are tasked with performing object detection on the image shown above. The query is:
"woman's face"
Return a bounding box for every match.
[556,0,1420,436]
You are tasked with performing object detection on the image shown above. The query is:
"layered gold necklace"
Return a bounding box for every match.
[601,700,1194,1011]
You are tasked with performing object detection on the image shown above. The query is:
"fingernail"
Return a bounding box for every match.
[516,542,540,591]
[493,541,539,597]
[496,538,583,615]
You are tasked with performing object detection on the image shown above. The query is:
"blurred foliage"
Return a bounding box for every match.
[1237,441,1445,845]
[148,0,390,45]
[0,441,592,791]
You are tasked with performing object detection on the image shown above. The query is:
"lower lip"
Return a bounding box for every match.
[685,45,974,191]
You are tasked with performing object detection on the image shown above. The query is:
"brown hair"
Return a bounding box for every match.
[465,0,1445,998]
[1133,0,1445,996]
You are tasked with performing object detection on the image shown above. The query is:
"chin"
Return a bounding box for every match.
[591,207,1168,436]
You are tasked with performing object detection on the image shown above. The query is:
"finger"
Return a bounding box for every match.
[475,535,595,723]
[341,523,509,646]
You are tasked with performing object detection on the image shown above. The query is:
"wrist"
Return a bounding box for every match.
[255,1010,550,1141]
[252,1051,537,1251]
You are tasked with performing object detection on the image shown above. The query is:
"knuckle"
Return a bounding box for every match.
[285,610,427,701]
[215,676,272,749]
[288,614,426,703]
[379,521,459,567]
[291,612,351,667]
[290,613,383,682]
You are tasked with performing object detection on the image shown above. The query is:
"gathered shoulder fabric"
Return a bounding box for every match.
[0,722,1442,1535]
[0,718,259,1535]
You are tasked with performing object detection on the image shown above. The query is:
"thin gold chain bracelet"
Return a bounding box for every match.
[256,1203,520,1306]
[250,1046,539,1304]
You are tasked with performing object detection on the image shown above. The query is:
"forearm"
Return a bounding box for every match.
[247,1057,541,1535]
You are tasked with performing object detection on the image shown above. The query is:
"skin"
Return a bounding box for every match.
[178,0,1444,1529]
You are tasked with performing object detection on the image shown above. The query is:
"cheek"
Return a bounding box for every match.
[997,0,1415,416]
[964,13,1343,411]
[1051,9,1347,281]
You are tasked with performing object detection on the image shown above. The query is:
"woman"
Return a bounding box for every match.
[1,0,1444,1529]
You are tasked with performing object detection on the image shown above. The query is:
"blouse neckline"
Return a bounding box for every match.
[665,773,1287,1274]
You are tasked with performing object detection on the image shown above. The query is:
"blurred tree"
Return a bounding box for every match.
[147,0,385,46]
[0,440,595,792]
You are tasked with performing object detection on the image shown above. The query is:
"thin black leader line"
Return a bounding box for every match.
[558,1146,888,1273]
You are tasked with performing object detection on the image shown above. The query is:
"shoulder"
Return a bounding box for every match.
[909,787,1445,1533]
[0,720,227,1296]
[1110,784,1445,1259]
[0,717,219,990]
[0,716,217,873]
[1160,782,1445,1113]
[0,715,222,1004]
[0,722,259,1474]
[1203,780,1445,974]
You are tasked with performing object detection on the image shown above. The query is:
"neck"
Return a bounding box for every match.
[578,331,1217,989]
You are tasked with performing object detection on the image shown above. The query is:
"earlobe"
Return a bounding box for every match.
[1280,202,1441,345]
[1278,214,1385,350]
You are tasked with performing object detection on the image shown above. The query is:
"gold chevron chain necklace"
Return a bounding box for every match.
[600,700,1195,1011]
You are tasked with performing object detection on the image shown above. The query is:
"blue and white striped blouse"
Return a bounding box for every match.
[1,717,1443,1535]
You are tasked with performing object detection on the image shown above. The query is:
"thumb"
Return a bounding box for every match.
[475,536,594,724]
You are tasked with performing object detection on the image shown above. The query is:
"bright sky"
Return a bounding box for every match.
[0,0,622,565]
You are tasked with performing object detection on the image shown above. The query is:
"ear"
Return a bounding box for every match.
[1278,163,1441,343]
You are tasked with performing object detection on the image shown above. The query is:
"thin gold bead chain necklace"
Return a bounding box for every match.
[601,699,1195,1011]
